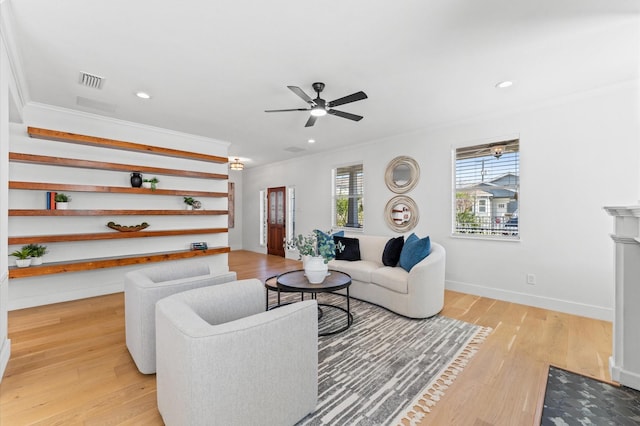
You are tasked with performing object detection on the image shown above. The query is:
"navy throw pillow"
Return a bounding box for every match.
[382,236,404,266]
[399,233,431,272]
[334,236,361,261]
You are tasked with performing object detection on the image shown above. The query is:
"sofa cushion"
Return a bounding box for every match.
[371,267,409,294]
[382,236,404,266]
[329,259,380,283]
[399,233,431,272]
[334,236,361,261]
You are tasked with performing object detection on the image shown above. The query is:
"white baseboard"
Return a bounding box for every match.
[610,357,640,391]
[0,338,11,382]
[445,280,612,321]
[8,283,123,311]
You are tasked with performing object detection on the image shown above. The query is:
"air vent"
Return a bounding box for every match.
[79,71,104,89]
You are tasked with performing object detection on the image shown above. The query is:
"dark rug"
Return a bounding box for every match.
[267,292,492,426]
[541,365,640,425]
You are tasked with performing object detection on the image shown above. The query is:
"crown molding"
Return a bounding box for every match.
[0,0,29,111]
[25,101,231,149]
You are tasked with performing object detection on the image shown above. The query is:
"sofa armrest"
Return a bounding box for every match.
[406,242,446,317]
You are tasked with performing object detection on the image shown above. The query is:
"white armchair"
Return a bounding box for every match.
[156,279,318,426]
[124,261,237,374]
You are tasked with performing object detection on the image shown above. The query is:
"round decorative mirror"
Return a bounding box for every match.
[385,156,420,193]
[384,195,419,232]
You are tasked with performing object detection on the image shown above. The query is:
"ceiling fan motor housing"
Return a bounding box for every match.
[312,82,325,94]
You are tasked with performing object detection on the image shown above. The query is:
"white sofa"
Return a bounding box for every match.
[124,261,237,374]
[328,235,445,318]
[156,279,318,426]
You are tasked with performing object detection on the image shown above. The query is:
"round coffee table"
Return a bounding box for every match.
[265,270,353,336]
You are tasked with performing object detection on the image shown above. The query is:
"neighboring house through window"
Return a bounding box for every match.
[333,164,364,229]
[454,139,520,238]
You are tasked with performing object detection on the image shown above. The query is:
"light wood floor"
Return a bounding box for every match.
[0,250,612,425]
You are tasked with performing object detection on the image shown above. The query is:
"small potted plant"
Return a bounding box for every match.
[25,243,48,265]
[284,232,335,284]
[183,197,202,210]
[10,246,32,268]
[55,193,71,209]
[142,177,159,190]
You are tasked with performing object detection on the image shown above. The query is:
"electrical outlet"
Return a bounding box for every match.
[527,274,536,285]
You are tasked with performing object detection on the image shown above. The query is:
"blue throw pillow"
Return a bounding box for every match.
[399,233,431,272]
[313,229,344,261]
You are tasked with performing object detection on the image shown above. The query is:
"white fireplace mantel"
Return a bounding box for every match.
[604,205,640,391]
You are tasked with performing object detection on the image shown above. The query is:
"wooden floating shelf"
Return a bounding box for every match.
[9,209,228,216]
[27,127,229,164]
[9,181,227,198]
[9,152,228,180]
[8,247,231,279]
[8,228,228,244]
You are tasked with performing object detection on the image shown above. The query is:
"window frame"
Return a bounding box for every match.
[332,162,364,231]
[452,138,520,241]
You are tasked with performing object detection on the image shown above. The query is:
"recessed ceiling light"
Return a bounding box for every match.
[135,91,151,99]
[495,81,513,89]
[308,139,316,144]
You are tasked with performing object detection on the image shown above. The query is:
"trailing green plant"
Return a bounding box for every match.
[10,247,32,260]
[143,177,159,190]
[25,244,47,257]
[55,193,71,202]
[183,197,202,209]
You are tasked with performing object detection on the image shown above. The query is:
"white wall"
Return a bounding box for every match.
[0,16,12,381]
[243,81,639,320]
[7,103,231,309]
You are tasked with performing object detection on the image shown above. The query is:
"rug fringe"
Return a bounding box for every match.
[394,325,493,426]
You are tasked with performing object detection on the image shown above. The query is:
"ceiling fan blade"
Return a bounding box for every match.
[288,86,316,106]
[265,108,310,112]
[327,91,368,108]
[305,115,318,127]
[328,109,363,121]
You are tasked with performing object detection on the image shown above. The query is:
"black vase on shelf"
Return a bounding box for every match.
[130,172,143,188]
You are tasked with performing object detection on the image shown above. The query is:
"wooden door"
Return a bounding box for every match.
[267,186,286,257]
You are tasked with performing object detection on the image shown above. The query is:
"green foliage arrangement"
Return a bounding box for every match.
[143,177,159,190]
[25,244,48,257]
[285,231,336,264]
[55,193,71,202]
[10,247,32,260]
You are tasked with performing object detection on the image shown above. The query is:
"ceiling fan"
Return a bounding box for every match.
[265,82,368,127]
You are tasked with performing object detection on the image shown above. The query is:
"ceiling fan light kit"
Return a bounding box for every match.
[265,82,367,127]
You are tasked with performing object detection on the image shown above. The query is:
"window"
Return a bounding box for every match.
[454,139,519,238]
[333,164,364,229]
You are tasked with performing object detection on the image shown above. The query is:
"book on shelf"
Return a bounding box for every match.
[47,191,57,210]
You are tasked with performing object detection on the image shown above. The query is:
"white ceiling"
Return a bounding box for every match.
[6,0,639,168]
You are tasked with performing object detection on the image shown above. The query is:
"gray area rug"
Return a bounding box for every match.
[269,292,491,426]
[541,366,640,426]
